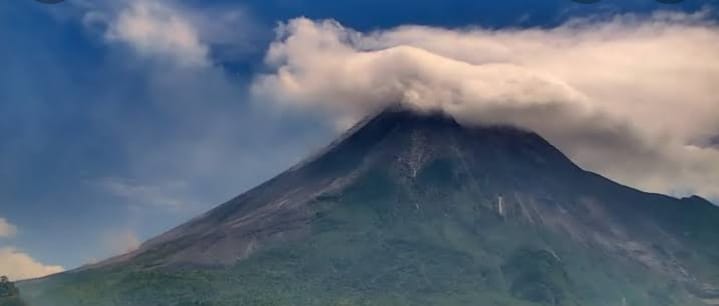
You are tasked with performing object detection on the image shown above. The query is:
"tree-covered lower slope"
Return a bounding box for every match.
[18,109,719,306]
[0,276,27,306]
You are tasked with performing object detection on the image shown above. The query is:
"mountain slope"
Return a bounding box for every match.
[19,108,719,306]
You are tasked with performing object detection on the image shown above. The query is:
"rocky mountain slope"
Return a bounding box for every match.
[19,108,719,306]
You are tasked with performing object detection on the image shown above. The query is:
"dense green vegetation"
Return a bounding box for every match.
[0,276,27,306]
[18,171,707,306]
[16,111,719,306]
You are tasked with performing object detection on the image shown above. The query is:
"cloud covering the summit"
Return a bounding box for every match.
[253,12,719,200]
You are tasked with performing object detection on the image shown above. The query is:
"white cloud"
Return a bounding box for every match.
[103,229,141,255]
[0,218,17,238]
[105,0,209,67]
[0,247,64,281]
[95,0,259,67]
[97,178,189,211]
[253,13,719,200]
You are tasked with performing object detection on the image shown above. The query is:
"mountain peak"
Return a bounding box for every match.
[335,105,580,173]
[25,104,719,306]
[371,105,462,126]
[112,105,583,266]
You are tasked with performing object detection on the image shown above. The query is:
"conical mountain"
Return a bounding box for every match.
[20,108,719,306]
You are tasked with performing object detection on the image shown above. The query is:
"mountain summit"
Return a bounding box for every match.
[21,108,719,306]
[114,108,582,266]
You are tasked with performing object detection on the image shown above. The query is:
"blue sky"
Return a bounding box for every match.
[0,0,715,278]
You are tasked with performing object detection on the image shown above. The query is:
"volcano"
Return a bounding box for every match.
[20,108,719,306]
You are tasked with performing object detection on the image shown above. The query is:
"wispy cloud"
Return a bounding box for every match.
[0,218,17,238]
[78,0,262,67]
[102,228,141,255]
[0,0,285,262]
[96,178,189,212]
[254,12,719,200]
[104,0,209,67]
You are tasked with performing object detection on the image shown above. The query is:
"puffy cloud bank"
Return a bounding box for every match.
[0,219,63,280]
[253,12,719,200]
[0,247,64,281]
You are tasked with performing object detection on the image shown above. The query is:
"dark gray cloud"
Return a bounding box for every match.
[709,134,719,147]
